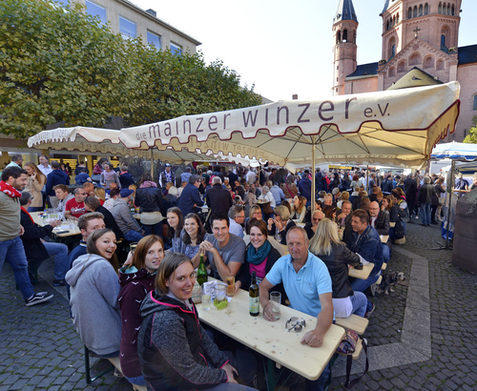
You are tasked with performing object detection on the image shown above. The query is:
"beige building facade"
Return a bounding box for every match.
[64,0,200,54]
[332,0,477,141]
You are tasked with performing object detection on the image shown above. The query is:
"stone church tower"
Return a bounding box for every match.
[332,0,358,95]
[332,0,477,141]
[378,0,462,90]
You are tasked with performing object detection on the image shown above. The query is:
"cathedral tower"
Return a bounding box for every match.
[380,0,461,71]
[332,0,358,95]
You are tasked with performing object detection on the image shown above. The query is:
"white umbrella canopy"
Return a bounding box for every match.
[27,126,215,164]
[431,141,477,161]
[119,82,460,169]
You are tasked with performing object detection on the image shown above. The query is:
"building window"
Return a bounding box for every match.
[473,95,477,110]
[408,7,412,19]
[343,29,348,42]
[441,34,446,49]
[436,59,444,70]
[119,16,136,39]
[419,5,423,16]
[413,6,417,17]
[85,1,107,25]
[397,61,406,73]
[396,13,400,24]
[170,42,182,56]
[336,30,341,43]
[438,2,442,14]
[451,5,455,15]
[423,56,434,68]
[147,31,161,50]
[447,3,451,15]
[424,3,429,15]
[409,52,421,66]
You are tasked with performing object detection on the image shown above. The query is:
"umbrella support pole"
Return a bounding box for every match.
[311,138,316,215]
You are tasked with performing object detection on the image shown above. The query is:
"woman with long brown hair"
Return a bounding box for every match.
[24,162,46,211]
[118,235,164,387]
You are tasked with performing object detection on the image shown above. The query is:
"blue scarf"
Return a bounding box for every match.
[247,240,271,265]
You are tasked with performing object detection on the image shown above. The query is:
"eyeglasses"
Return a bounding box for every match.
[285,317,306,333]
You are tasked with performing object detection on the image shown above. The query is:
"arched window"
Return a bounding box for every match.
[447,4,451,15]
[386,19,390,30]
[389,67,395,77]
[396,13,400,24]
[419,4,423,16]
[436,59,444,70]
[409,52,421,66]
[441,34,446,49]
[337,30,341,43]
[451,4,455,16]
[393,16,396,26]
[388,37,396,60]
[408,7,412,18]
[423,56,434,68]
[397,61,406,73]
[413,6,418,17]
[424,3,429,15]
[473,95,477,110]
[438,2,442,13]
[343,29,348,42]
[353,30,357,43]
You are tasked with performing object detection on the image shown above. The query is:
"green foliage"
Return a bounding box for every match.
[0,0,262,138]
[463,116,477,144]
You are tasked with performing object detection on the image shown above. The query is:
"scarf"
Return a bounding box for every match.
[247,240,271,265]
[0,180,22,198]
[21,207,35,223]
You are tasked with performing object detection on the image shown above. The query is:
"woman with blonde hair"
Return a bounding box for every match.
[118,235,164,387]
[309,219,371,318]
[94,186,106,205]
[24,162,46,211]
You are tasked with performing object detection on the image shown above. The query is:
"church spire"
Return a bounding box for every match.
[334,0,358,23]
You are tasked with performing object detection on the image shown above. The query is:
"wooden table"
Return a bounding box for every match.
[30,212,81,237]
[380,235,389,243]
[195,287,344,385]
[348,262,373,280]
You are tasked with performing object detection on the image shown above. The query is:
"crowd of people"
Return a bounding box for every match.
[2,153,477,390]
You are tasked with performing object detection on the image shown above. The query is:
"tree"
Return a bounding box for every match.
[463,116,477,144]
[0,0,262,139]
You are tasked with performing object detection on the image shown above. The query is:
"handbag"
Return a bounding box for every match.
[336,329,369,389]
[140,211,164,225]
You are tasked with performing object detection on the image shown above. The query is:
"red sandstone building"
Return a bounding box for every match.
[332,0,477,141]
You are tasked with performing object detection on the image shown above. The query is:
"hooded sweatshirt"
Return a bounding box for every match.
[118,266,155,378]
[65,253,121,356]
[137,291,228,390]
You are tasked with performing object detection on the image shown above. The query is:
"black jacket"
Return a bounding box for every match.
[269,220,296,245]
[205,184,232,218]
[370,211,390,236]
[138,292,228,390]
[313,243,362,298]
[135,187,165,214]
[20,209,53,261]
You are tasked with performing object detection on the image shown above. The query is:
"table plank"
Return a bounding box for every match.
[196,288,344,381]
[348,263,373,280]
[30,212,81,237]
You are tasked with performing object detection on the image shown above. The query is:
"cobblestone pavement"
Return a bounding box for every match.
[1,222,476,390]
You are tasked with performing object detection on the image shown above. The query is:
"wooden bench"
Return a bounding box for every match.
[381,263,387,270]
[335,314,369,335]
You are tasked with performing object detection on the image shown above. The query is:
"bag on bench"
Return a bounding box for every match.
[336,329,369,389]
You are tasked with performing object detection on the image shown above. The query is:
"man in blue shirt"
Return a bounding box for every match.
[259,226,333,390]
[177,175,203,216]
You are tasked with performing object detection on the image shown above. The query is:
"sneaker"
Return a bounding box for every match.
[52,279,66,287]
[365,302,375,318]
[25,292,54,307]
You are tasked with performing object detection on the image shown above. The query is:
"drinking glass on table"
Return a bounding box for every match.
[225,276,235,297]
[270,291,281,320]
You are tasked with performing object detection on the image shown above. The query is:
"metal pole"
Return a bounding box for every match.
[311,137,316,215]
[445,159,455,249]
[150,149,154,180]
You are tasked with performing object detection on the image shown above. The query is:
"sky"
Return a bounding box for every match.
[132,0,477,101]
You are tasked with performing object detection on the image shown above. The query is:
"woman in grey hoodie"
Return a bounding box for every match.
[65,228,121,357]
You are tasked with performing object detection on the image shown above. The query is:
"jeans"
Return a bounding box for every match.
[381,243,390,264]
[205,384,257,391]
[351,271,380,292]
[0,237,35,300]
[43,241,69,280]
[124,375,146,387]
[124,230,143,242]
[420,203,431,225]
[305,361,331,391]
[142,221,163,237]
[350,291,368,317]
